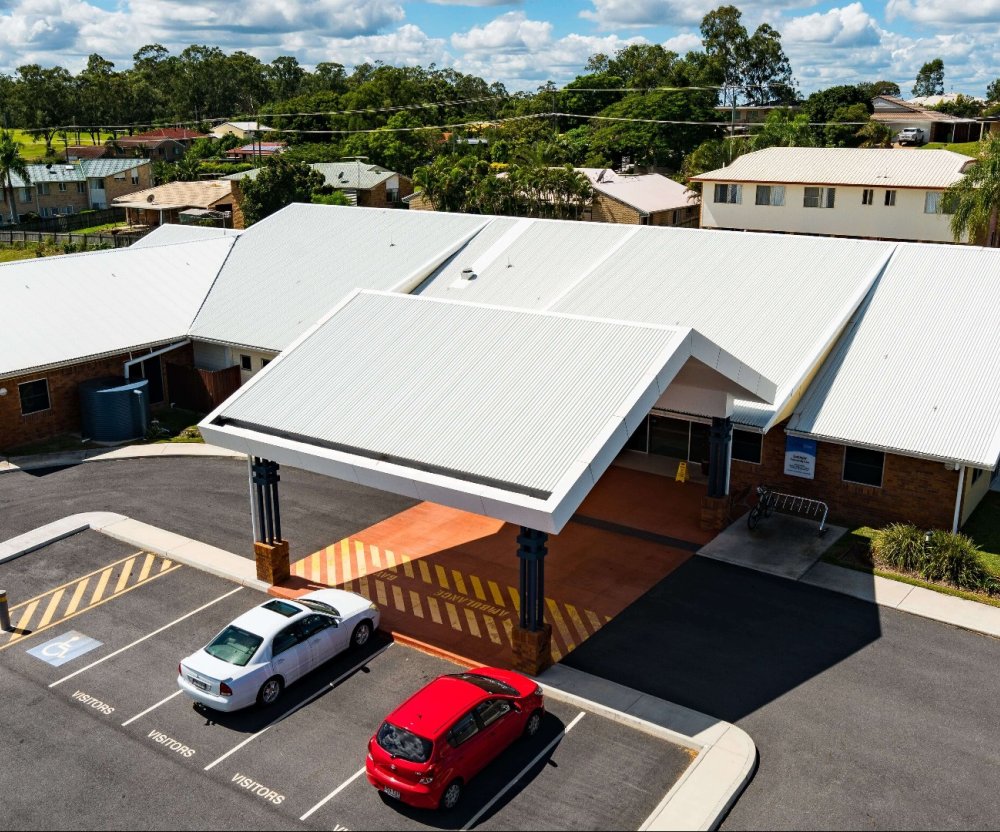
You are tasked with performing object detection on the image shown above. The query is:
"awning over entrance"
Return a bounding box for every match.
[200,290,775,533]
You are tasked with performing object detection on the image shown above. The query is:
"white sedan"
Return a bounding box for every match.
[177,589,380,712]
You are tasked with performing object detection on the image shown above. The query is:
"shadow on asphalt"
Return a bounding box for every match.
[192,633,392,733]
[562,557,882,723]
[17,465,77,478]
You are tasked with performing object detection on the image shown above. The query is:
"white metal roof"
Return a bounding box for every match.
[787,244,1000,469]
[130,224,242,249]
[189,203,489,351]
[578,168,695,213]
[420,222,896,429]
[0,238,235,379]
[201,290,775,533]
[691,147,973,189]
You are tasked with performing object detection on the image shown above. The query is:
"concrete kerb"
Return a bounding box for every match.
[0,442,246,475]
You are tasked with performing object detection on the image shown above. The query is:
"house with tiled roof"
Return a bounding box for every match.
[223,160,412,207]
[112,180,244,229]
[872,95,983,144]
[211,121,274,140]
[107,128,209,162]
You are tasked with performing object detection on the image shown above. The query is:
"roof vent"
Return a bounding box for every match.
[461,268,477,281]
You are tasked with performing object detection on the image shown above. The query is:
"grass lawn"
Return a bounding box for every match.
[921,140,981,156]
[2,406,206,457]
[0,243,62,262]
[70,222,131,234]
[7,128,115,161]
[823,493,1000,606]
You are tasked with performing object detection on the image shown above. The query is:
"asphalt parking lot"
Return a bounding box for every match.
[0,530,693,831]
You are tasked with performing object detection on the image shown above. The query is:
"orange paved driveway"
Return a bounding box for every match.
[275,466,716,666]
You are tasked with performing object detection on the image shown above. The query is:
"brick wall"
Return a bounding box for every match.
[730,422,961,530]
[34,186,89,217]
[101,164,154,205]
[0,343,195,452]
[591,193,642,224]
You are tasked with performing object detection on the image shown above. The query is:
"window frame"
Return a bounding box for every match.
[862,188,874,206]
[240,354,252,371]
[713,183,742,205]
[884,189,897,207]
[271,623,302,657]
[731,429,763,465]
[803,186,836,209]
[755,185,785,206]
[475,698,513,728]
[447,711,480,748]
[18,378,51,415]
[842,445,885,488]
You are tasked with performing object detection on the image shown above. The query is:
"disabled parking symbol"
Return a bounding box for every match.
[27,631,103,667]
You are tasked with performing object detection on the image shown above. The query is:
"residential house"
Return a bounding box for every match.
[225,142,287,161]
[223,161,412,207]
[580,168,699,227]
[64,145,109,161]
[1,159,153,222]
[691,147,973,243]
[210,121,274,140]
[872,95,983,144]
[113,180,244,229]
[107,128,209,162]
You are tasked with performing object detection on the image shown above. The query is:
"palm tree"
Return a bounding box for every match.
[944,134,1000,247]
[0,130,30,225]
[855,120,895,149]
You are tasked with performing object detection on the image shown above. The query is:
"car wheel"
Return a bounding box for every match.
[351,620,373,648]
[440,779,463,811]
[524,708,543,738]
[257,676,283,707]
[747,505,760,530]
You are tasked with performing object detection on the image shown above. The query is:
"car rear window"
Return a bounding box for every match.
[204,625,263,666]
[445,672,518,696]
[377,722,433,763]
[297,598,341,617]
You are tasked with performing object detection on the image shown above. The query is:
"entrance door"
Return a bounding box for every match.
[140,356,164,404]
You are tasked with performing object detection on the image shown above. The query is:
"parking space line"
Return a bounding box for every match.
[299,767,366,821]
[122,690,184,726]
[461,710,586,831]
[203,642,392,771]
[49,586,243,688]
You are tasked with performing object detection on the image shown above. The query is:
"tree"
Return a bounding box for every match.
[266,56,305,102]
[933,94,983,119]
[804,85,871,124]
[749,108,817,150]
[855,119,895,148]
[857,80,900,100]
[682,137,749,193]
[943,134,1000,247]
[988,78,1000,104]
[15,64,73,154]
[0,129,30,224]
[825,103,871,147]
[237,156,325,225]
[312,191,351,206]
[913,58,945,98]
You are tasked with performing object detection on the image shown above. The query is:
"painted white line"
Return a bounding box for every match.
[121,689,184,727]
[204,642,392,772]
[49,587,244,689]
[462,710,585,831]
[300,767,367,821]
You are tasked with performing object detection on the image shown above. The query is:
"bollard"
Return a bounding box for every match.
[0,590,9,632]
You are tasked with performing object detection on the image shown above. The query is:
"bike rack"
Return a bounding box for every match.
[769,490,829,534]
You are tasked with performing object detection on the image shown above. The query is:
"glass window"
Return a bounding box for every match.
[649,416,689,458]
[271,625,301,656]
[204,625,262,666]
[447,712,480,747]
[260,358,270,368]
[240,354,252,371]
[93,178,105,189]
[713,183,742,204]
[804,187,835,209]
[475,699,512,728]
[924,192,942,214]
[689,421,710,463]
[58,182,67,192]
[20,188,31,202]
[732,430,762,464]
[625,416,649,452]
[262,599,302,617]
[862,188,874,206]
[40,183,50,195]
[76,182,86,193]
[884,190,896,207]
[446,673,519,696]
[299,614,332,638]
[843,446,884,487]
[18,379,50,415]
[755,185,785,206]
[972,467,983,485]
[377,722,433,763]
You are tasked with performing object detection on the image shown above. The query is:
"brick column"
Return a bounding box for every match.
[700,495,730,531]
[512,623,553,676]
[254,539,290,585]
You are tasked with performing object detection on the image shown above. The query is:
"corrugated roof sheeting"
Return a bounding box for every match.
[417,219,633,309]
[0,238,235,378]
[311,162,395,190]
[788,244,1000,468]
[189,204,489,351]
[80,159,149,177]
[130,224,242,249]
[693,147,971,188]
[213,291,692,495]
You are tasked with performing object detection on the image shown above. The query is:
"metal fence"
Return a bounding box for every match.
[0,228,149,249]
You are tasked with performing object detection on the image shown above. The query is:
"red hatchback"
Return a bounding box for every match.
[366,666,544,811]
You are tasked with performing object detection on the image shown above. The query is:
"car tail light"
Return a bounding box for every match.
[220,682,233,696]
[418,765,435,785]
[178,663,182,676]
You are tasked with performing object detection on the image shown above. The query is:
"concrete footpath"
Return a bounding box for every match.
[0,508,755,832]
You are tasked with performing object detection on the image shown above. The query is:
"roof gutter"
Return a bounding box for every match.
[124,339,190,380]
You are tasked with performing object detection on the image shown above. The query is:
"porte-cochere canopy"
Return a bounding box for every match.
[200,290,775,534]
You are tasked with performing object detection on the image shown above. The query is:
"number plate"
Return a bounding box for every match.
[383,788,401,800]
[190,677,208,691]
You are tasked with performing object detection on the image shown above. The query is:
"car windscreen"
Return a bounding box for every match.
[204,625,263,667]
[296,598,341,617]
[445,672,519,697]
[377,722,433,763]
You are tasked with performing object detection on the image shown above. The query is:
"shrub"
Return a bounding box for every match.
[870,523,925,572]
[920,530,995,592]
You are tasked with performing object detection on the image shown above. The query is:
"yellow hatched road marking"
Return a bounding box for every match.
[508,587,520,613]
[401,554,414,579]
[374,580,388,607]
[409,590,424,619]
[452,570,467,596]
[137,553,155,583]
[463,608,481,638]
[310,550,321,581]
[64,578,90,617]
[546,598,575,652]
[341,544,352,585]
[418,560,432,584]
[159,558,173,572]
[585,609,603,632]
[384,549,397,570]
[427,596,443,625]
[371,545,382,569]
[391,585,405,613]
[488,580,505,607]
[36,589,66,630]
[501,617,513,646]
[358,576,370,600]
[8,553,139,611]
[469,575,486,602]
[483,615,502,645]
[90,567,114,605]
[355,541,366,580]
[5,600,40,646]
[114,557,137,594]
[564,603,591,643]
[445,603,462,631]
[435,565,451,592]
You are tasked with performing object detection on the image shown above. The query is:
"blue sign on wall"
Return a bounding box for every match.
[784,436,817,480]
[27,631,103,667]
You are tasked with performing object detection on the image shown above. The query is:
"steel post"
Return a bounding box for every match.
[0,590,9,631]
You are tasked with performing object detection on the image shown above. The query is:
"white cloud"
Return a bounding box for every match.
[451,11,551,52]
[427,0,519,5]
[783,3,880,47]
[886,0,1000,25]
[581,0,820,29]
[662,32,702,55]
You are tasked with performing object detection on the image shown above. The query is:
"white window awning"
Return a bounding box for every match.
[200,291,776,533]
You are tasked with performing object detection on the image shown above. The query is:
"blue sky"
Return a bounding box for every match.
[0,0,996,97]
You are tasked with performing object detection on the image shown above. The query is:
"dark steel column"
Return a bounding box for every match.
[708,417,733,498]
[251,457,282,544]
[516,527,548,632]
